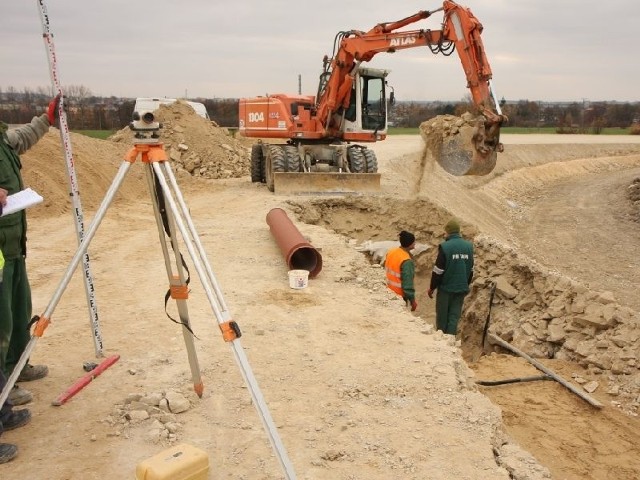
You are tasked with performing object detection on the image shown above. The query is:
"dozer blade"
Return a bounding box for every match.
[438,124,497,176]
[274,172,381,195]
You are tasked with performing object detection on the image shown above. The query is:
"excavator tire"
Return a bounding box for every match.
[250,144,265,183]
[363,149,378,173]
[347,147,366,173]
[283,145,302,172]
[265,145,287,192]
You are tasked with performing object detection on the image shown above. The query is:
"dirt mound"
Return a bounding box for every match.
[109,101,250,179]
[20,129,144,220]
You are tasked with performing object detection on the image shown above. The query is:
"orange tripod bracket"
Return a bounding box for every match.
[220,321,242,342]
[125,142,168,164]
[170,284,189,300]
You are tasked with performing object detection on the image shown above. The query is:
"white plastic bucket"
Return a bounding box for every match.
[288,269,309,289]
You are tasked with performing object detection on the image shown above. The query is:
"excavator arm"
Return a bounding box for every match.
[316,0,505,175]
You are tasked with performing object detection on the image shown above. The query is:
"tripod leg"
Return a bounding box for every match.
[152,162,297,480]
[145,164,204,397]
[159,163,229,312]
[0,160,132,409]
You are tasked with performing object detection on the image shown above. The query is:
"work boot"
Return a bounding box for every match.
[17,364,49,382]
[7,385,33,406]
[0,444,18,464]
[1,408,31,431]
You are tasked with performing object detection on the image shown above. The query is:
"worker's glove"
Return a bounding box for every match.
[427,289,434,299]
[47,94,62,125]
[410,299,418,312]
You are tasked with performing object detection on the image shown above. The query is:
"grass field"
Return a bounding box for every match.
[72,130,116,139]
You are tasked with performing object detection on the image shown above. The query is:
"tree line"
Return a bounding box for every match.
[0,86,239,130]
[391,98,640,133]
[1,85,639,132]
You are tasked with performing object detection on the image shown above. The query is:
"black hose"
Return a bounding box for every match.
[476,375,552,386]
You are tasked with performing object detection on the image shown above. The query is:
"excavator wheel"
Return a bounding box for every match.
[363,149,378,173]
[347,147,366,173]
[283,145,302,172]
[265,145,287,192]
[250,144,265,183]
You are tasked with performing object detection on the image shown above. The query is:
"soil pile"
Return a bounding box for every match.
[20,129,142,219]
[109,101,250,179]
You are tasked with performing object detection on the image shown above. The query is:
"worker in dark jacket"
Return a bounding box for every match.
[0,248,32,464]
[0,96,59,406]
[385,230,417,311]
[427,219,474,335]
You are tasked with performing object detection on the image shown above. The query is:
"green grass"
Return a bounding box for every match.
[71,130,116,139]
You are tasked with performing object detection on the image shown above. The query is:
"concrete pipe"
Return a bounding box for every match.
[266,208,323,278]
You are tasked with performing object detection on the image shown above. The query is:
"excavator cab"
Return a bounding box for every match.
[339,67,390,141]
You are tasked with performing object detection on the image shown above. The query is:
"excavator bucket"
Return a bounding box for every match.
[438,125,497,176]
[273,172,382,195]
[421,113,502,176]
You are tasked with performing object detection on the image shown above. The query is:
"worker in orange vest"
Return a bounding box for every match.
[385,230,417,311]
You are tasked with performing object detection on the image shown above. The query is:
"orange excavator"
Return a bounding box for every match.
[238,1,506,193]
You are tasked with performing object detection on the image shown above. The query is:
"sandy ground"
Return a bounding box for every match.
[2,126,640,479]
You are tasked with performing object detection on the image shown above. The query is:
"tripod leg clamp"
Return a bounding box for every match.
[170,284,189,300]
[220,321,242,342]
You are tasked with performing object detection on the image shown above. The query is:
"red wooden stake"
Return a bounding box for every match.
[51,354,120,406]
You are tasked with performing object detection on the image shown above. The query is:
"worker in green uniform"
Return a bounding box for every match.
[427,219,474,335]
[0,247,33,464]
[0,95,60,406]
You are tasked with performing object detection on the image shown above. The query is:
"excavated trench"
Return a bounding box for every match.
[285,171,640,480]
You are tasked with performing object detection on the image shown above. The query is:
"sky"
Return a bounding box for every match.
[2,1,639,104]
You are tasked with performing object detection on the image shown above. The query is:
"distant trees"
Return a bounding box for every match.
[1,85,639,132]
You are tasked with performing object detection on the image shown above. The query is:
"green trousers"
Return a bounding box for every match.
[0,257,32,375]
[435,290,467,335]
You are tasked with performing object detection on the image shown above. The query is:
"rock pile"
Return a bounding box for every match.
[464,235,640,415]
[104,389,192,444]
[109,101,250,179]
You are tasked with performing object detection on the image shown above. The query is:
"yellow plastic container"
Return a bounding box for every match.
[135,443,209,480]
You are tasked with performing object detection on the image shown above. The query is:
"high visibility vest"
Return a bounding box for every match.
[0,249,4,272]
[385,247,410,296]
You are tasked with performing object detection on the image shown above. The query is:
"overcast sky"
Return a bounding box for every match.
[2,1,639,103]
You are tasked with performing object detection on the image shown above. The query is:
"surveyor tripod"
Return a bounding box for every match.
[0,130,297,479]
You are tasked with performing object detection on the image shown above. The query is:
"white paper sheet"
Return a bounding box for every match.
[1,188,44,216]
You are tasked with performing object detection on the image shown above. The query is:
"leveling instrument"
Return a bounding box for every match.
[0,116,297,479]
